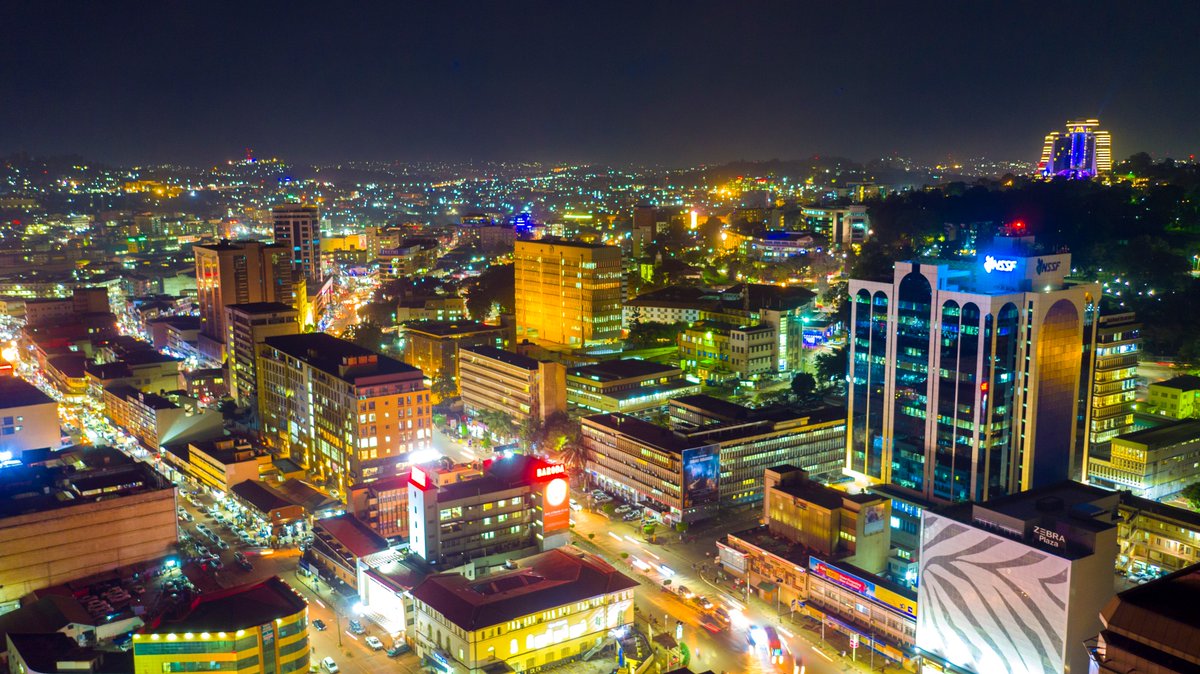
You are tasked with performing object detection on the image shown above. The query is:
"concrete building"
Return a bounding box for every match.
[848,236,1100,503]
[678,320,776,383]
[101,385,223,451]
[916,481,1119,674]
[0,451,176,606]
[193,240,294,344]
[1080,312,1140,462]
[1087,420,1200,501]
[310,513,390,589]
[0,377,60,460]
[132,576,309,674]
[399,320,506,398]
[1146,374,1200,420]
[348,473,412,541]
[458,346,567,424]
[801,205,870,247]
[408,455,571,572]
[257,333,430,494]
[224,302,298,406]
[409,545,637,674]
[272,203,322,283]
[6,633,132,674]
[1115,492,1200,578]
[622,285,713,328]
[185,436,270,497]
[1088,562,1200,674]
[514,239,622,348]
[566,359,699,418]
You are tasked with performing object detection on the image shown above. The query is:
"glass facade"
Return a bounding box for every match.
[891,273,932,493]
[850,289,888,479]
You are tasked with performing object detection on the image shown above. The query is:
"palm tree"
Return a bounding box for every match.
[474,409,517,441]
[557,439,589,474]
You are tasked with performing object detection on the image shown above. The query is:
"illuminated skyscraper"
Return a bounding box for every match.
[846,236,1100,503]
[514,239,622,347]
[193,240,294,341]
[1039,118,1113,178]
[272,203,323,283]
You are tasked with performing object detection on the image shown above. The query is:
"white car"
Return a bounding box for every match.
[365,635,384,650]
[321,657,339,673]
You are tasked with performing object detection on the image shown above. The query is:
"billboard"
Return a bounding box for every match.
[681,444,720,509]
[716,541,747,574]
[809,556,917,618]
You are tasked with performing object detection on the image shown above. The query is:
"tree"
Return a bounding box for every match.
[217,399,238,421]
[1183,482,1200,510]
[465,263,515,320]
[431,375,457,401]
[790,372,818,398]
[475,409,517,440]
[556,439,589,474]
[815,346,848,384]
[348,321,384,351]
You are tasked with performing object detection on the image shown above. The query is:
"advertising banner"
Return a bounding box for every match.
[681,444,720,508]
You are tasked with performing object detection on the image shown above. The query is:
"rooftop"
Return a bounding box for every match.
[582,413,700,455]
[144,576,307,634]
[768,467,880,510]
[230,479,294,515]
[402,320,502,337]
[263,333,422,384]
[315,513,390,559]
[0,376,56,408]
[568,359,680,382]
[1099,561,1200,670]
[516,238,618,251]
[460,345,539,371]
[1152,374,1200,392]
[410,546,637,631]
[6,633,131,674]
[1114,419,1200,448]
[435,454,562,502]
[0,451,170,519]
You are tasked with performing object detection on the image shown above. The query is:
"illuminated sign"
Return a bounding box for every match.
[546,478,567,506]
[1033,525,1066,549]
[410,466,427,488]
[1035,258,1061,274]
[812,560,869,594]
[810,556,917,618]
[983,256,1017,273]
[535,464,565,479]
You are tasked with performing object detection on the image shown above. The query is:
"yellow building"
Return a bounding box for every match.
[133,576,309,674]
[1146,374,1200,420]
[409,546,637,674]
[513,239,622,348]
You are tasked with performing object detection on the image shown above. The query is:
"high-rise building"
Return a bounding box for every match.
[398,320,506,398]
[256,333,430,495]
[271,203,322,283]
[514,239,622,347]
[847,236,1100,503]
[916,481,1118,674]
[1079,312,1140,466]
[458,345,567,424]
[224,302,299,406]
[193,241,294,342]
[1039,118,1113,178]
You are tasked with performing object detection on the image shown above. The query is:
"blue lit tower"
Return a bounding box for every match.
[846,236,1100,503]
[1038,119,1113,179]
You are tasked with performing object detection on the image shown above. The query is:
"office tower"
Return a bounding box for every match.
[271,203,322,283]
[1079,312,1140,467]
[193,241,294,340]
[224,302,299,406]
[513,239,622,348]
[916,481,1118,674]
[256,333,430,495]
[1039,118,1113,178]
[847,237,1100,503]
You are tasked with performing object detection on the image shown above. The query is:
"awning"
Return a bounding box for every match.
[652,633,679,650]
[757,581,778,592]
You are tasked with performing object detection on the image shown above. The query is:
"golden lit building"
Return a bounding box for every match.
[514,239,622,347]
[409,546,637,674]
[193,241,294,343]
[257,333,431,495]
[398,320,506,399]
[132,576,309,674]
[224,302,299,406]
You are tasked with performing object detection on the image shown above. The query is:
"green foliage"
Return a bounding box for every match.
[348,321,385,351]
[815,346,848,384]
[465,263,515,320]
[431,375,458,400]
[790,372,818,398]
[1182,482,1200,510]
[602,503,617,515]
[675,521,689,534]
[626,321,689,348]
[474,409,517,440]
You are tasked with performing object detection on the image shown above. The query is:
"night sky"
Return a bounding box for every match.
[4,1,1199,166]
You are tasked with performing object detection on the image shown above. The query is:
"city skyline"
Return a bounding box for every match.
[4,3,1200,165]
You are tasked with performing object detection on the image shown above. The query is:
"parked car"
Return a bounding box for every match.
[321,657,339,673]
[365,635,384,650]
[387,643,411,657]
[348,619,366,635]
[312,619,327,631]
[236,558,253,571]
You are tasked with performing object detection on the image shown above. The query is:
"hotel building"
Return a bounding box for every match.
[256,333,430,494]
[566,359,699,418]
[513,239,622,348]
[847,236,1100,503]
[1038,118,1113,178]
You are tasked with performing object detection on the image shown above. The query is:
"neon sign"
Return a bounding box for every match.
[410,466,427,488]
[536,464,565,479]
[983,256,1017,273]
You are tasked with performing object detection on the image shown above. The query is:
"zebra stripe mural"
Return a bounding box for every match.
[916,511,1070,674]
